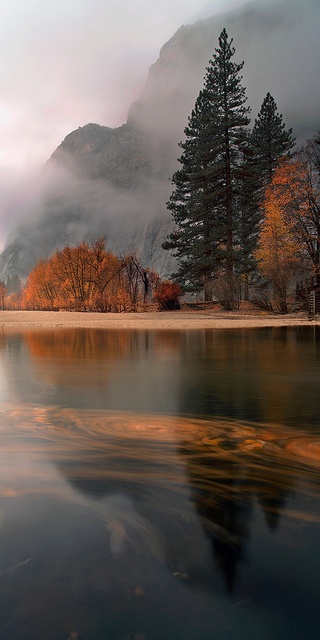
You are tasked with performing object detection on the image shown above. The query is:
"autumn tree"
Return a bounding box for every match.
[255,176,304,313]
[20,239,160,312]
[294,135,320,275]
[51,243,93,310]
[263,145,320,277]
[163,29,251,300]
[83,239,124,311]
[22,260,57,310]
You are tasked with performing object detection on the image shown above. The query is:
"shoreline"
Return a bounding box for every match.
[0,309,319,331]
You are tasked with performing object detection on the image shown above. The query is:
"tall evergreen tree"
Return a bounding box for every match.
[237,93,295,297]
[251,92,295,189]
[163,29,251,297]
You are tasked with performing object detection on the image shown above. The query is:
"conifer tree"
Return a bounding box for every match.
[251,92,295,189]
[163,29,251,298]
[237,93,295,297]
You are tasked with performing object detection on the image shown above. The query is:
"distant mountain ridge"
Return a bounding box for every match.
[1,0,319,282]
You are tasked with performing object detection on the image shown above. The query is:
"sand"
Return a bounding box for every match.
[0,308,318,331]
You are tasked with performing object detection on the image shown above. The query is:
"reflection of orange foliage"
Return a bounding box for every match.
[153,331,183,357]
[24,329,187,389]
[21,239,159,312]
[24,329,132,389]
[25,329,130,360]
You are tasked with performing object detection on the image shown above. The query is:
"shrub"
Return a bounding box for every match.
[154,280,181,310]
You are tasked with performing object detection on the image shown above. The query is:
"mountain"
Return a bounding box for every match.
[1,0,320,282]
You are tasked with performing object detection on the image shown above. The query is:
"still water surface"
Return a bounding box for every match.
[0,326,319,639]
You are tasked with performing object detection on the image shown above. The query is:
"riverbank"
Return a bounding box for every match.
[0,307,318,331]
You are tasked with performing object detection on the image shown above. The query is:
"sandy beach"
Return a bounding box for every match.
[0,308,318,331]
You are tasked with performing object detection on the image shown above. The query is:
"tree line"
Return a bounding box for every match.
[0,239,181,312]
[163,28,320,312]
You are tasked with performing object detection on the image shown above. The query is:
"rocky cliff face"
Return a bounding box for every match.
[1,0,320,282]
[50,122,152,188]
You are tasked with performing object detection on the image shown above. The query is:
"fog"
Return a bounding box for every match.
[0,0,236,173]
[0,0,319,275]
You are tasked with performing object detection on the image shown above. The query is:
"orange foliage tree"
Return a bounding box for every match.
[255,175,304,313]
[21,239,159,312]
[264,150,320,276]
[22,260,57,310]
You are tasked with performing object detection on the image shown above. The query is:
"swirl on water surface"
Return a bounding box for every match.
[1,402,320,462]
[0,403,319,457]
[0,403,319,502]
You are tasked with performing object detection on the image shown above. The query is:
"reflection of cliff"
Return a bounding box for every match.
[50,413,201,577]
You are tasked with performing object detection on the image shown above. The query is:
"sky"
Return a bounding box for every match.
[0,0,248,176]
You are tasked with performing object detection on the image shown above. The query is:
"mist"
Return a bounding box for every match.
[0,0,319,279]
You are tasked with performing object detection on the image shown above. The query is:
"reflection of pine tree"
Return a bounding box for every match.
[181,440,252,593]
[253,461,293,531]
[179,430,298,592]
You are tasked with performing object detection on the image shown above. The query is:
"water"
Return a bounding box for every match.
[0,326,319,639]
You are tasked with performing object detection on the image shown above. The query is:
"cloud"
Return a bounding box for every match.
[0,0,222,173]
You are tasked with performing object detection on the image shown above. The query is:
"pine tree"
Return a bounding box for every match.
[251,92,295,189]
[237,93,295,297]
[163,29,251,298]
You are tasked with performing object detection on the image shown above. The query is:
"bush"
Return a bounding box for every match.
[211,273,240,311]
[154,280,181,310]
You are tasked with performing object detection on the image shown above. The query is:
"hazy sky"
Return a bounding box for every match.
[0,0,248,176]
